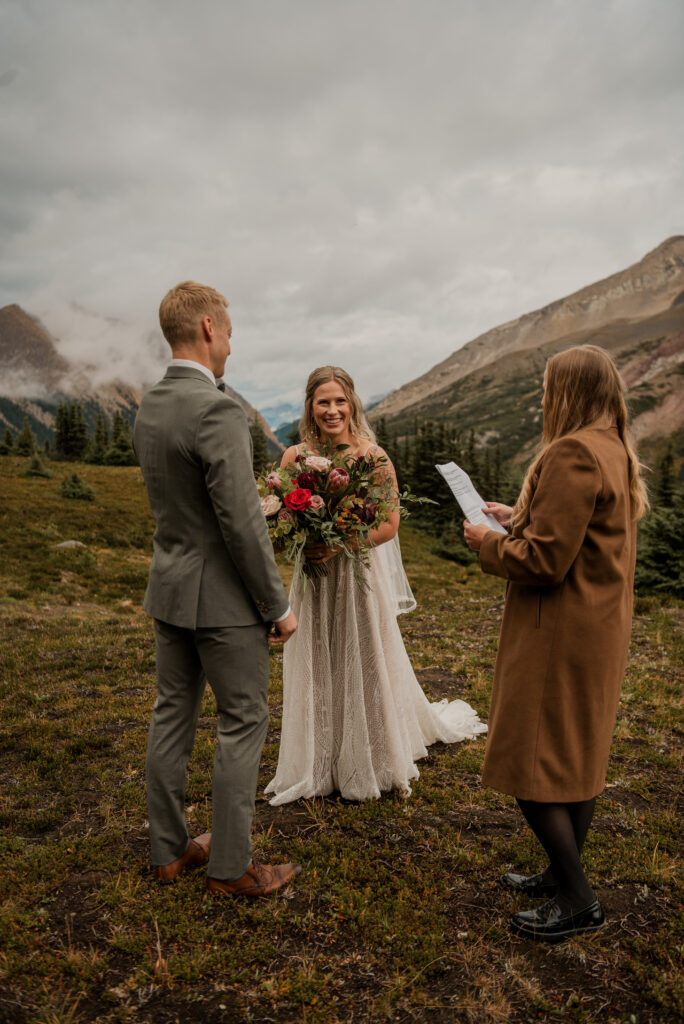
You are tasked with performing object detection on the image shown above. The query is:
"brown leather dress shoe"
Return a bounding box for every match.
[153,833,211,884]
[207,860,302,898]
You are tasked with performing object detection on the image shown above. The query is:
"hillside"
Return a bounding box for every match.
[369,238,684,467]
[0,456,681,1023]
[0,303,283,451]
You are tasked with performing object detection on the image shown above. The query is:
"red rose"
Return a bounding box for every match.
[296,472,317,490]
[283,487,312,511]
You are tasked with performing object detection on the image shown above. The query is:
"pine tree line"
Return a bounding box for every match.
[373,416,522,563]
[0,404,136,465]
[376,417,682,592]
[634,442,683,597]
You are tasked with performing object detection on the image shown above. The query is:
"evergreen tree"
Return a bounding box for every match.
[54,403,69,458]
[493,444,502,495]
[87,412,110,464]
[0,426,14,455]
[250,421,270,474]
[71,403,89,459]
[398,436,410,489]
[480,448,493,499]
[464,429,479,481]
[655,443,676,507]
[635,496,684,598]
[285,421,301,447]
[66,404,76,452]
[111,410,124,446]
[54,401,89,460]
[634,441,682,597]
[449,427,462,466]
[15,416,36,456]
[374,416,390,450]
[105,413,137,465]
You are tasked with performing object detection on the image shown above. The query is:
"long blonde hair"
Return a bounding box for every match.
[511,345,648,527]
[299,366,375,447]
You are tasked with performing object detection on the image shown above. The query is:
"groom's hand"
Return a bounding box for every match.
[270,609,298,644]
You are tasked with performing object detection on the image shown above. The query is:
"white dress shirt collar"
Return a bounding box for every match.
[169,358,216,384]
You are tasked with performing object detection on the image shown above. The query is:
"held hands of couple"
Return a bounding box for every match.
[269,609,298,644]
[463,501,513,551]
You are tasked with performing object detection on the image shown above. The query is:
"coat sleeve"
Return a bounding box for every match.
[479,437,602,586]
[196,396,289,621]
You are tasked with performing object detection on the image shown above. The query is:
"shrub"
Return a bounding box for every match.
[59,473,96,502]
[23,454,53,479]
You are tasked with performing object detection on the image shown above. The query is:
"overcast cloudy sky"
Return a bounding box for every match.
[1,0,682,424]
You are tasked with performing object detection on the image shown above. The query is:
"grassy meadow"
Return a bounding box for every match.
[0,456,682,1024]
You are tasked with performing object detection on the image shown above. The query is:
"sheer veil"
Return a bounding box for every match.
[372,535,416,616]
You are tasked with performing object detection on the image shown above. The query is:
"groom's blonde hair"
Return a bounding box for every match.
[159,281,229,348]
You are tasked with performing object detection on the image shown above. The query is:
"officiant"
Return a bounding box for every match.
[464,345,648,944]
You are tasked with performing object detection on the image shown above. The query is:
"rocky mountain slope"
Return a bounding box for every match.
[369,237,684,469]
[0,304,282,451]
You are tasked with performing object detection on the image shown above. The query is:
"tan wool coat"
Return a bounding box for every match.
[479,425,636,802]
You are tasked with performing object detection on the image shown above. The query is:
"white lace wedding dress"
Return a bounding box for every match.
[265,536,487,805]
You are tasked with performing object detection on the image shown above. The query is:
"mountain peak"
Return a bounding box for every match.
[0,303,69,385]
[370,237,684,421]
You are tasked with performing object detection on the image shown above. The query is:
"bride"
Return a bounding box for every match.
[265,366,487,805]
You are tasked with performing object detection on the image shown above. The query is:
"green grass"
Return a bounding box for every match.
[0,456,682,1023]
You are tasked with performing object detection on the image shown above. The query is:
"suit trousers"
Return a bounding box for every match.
[147,618,270,880]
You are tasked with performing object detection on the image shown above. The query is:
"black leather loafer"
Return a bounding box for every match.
[500,872,558,899]
[510,898,605,944]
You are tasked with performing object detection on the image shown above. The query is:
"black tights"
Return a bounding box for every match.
[516,797,597,911]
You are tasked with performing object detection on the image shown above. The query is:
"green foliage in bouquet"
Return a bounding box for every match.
[257,446,434,588]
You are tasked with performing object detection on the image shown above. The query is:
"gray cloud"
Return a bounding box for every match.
[1,0,682,423]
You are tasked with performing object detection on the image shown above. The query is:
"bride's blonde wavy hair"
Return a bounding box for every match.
[299,366,375,447]
[511,345,648,528]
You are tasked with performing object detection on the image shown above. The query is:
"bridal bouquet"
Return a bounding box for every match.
[257,447,411,586]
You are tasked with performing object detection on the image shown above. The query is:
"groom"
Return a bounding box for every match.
[133,280,301,897]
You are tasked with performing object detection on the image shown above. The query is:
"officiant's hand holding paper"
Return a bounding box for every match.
[464,520,490,551]
[481,501,513,528]
[435,462,508,534]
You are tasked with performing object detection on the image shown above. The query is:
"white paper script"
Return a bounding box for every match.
[435,462,508,533]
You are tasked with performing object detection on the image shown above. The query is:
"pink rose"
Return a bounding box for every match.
[278,509,294,524]
[327,467,350,492]
[260,495,282,517]
[305,455,332,472]
[308,494,325,512]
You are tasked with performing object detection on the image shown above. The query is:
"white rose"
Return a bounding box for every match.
[260,495,282,516]
[305,455,332,472]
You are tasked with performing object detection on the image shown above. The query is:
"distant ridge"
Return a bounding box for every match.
[371,236,684,422]
[368,237,684,471]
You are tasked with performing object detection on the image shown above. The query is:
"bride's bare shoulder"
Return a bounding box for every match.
[280,444,300,468]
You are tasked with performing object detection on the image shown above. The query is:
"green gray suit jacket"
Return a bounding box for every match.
[133,366,289,629]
